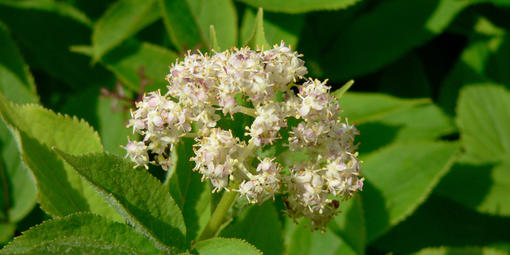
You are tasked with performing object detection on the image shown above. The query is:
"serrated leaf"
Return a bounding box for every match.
[321,0,470,80]
[284,218,356,255]
[194,238,262,255]
[244,8,270,50]
[167,138,211,242]
[56,151,186,252]
[372,195,510,253]
[413,247,508,255]
[0,93,121,221]
[0,0,111,89]
[456,84,510,163]
[361,142,458,242]
[328,197,365,255]
[159,0,203,52]
[220,201,283,255]
[187,0,237,50]
[0,22,38,104]
[0,213,160,254]
[92,0,160,61]
[240,7,304,47]
[237,0,361,13]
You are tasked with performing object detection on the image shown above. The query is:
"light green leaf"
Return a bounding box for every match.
[0,93,120,221]
[188,0,237,50]
[159,0,203,52]
[220,202,283,255]
[167,138,211,242]
[336,92,430,124]
[413,247,508,255]
[0,0,111,89]
[361,142,458,242]
[0,213,160,254]
[0,223,15,244]
[456,84,510,163]
[321,0,470,80]
[0,22,38,104]
[92,0,160,61]
[237,0,361,13]
[435,160,510,216]
[328,197,365,255]
[194,238,262,255]
[209,25,221,51]
[244,8,270,50]
[284,218,357,255]
[56,151,186,252]
[240,7,304,48]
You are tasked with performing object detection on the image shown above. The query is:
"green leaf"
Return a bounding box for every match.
[220,201,283,255]
[336,92,429,124]
[284,219,357,255]
[0,127,36,224]
[0,213,160,254]
[244,8,270,50]
[372,195,510,253]
[321,0,470,80]
[56,151,186,252]
[333,80,354,100]
[209,25,221,51]
[338,93,455,154]
[328,197,365,255]
[435,160,510,216]
[194,238,262,255]
[92,0,160,61]
[73,40,179,91]
[96,97,132,156]
[159,0,203,52]
[0,223,15,244]
[237,0,361,13]
[0,0,111,89]
[0,22,38,104]
[456,84,510,163]
[167,138,211,242]
[187,0,238,51]
[0,93,120,221]
[413,247,508,255]
[240,7,304,48]
[361,142,458,242]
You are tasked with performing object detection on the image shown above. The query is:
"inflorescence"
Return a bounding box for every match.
[124,43,363,230]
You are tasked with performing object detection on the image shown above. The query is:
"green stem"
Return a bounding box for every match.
[198,190,238,241]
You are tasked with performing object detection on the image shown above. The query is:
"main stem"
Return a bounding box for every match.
[198,190,238,241]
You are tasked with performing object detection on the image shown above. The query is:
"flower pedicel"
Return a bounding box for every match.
[125,43,363,230]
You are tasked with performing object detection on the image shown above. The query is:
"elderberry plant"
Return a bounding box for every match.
[124,43,363,231]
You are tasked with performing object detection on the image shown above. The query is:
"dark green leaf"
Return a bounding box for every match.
[93,0,160,61]
[328,197,365,255]
[413,247,507,255]
[167,138,211,242]
[56,151,186,252]
[194,238,262,255]
[436,160,510,217]
[361,142,458,242]
[321,0,470,80]
[0,213,160,254]
[159,0,203,51]
[220,201,283,255]
[372,195,510,253]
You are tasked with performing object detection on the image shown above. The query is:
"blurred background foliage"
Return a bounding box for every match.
[1,0,510,254]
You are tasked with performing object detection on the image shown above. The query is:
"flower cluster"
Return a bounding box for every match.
[125,43,363,230]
